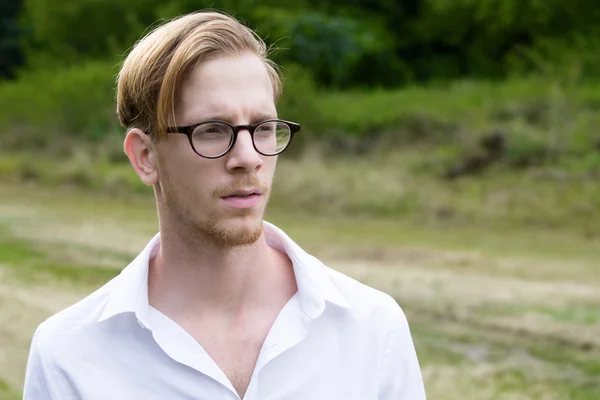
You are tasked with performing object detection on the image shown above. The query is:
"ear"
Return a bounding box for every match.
[124,128,159,186]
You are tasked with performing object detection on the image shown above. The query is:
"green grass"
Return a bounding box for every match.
[0,181,599,398]
[0,238,121,287]
[1,170,600,264]
[2,150,600,238]
[476,303,600,325]
[0,377,20,400]
[539,306,600,325]
[0,240,44,265]
[408,312,600,399]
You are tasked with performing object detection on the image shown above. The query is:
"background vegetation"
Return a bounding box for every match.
[0,0,600,229]
[1,1,599,399]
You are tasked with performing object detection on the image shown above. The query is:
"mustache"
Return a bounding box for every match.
[212,176,270,198]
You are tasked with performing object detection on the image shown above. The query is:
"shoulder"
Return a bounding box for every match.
[328,265,403,310]
[24,281,116,398]
[312,256,408,327]
[319,262,426,396]
[32,280,113,353]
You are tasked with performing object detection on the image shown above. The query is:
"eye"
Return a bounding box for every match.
[194,123,231,138]
[256,122,276,135]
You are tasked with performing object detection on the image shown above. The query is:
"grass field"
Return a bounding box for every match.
[0,182,599,399]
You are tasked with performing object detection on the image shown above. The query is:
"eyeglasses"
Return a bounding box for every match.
[166,119,300,159]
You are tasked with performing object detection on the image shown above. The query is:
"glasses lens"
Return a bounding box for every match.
[192,122,234,157]
[254,121,290,155]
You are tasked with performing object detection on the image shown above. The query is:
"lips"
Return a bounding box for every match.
[221,188,262,199]
[220,188,263,209]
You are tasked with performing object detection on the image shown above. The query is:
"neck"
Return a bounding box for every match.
[148,218,294,321]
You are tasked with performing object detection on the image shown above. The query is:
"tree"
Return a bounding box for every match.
[0,0,24,79]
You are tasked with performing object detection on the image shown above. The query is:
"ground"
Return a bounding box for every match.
[0,183,599,400]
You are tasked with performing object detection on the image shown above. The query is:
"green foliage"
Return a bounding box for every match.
[20,0,157,67]
[2,58,600,178]
[15,0,600,87]
[503,124,551,167]
[18,0,295,68]
[253,8,406,87]
[0,0,24,79]
[0,60,120,153]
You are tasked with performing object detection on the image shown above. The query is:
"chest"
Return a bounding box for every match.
[62,312,384,400]
[181,311,276,399]
[201,330,268,397]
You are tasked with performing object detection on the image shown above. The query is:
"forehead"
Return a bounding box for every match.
[176,53,276,125]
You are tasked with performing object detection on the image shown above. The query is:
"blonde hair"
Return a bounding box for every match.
[116,11,282,139]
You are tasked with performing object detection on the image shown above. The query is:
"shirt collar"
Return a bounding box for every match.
[97,222,351,324]
[262,221,351,316]
[97,232,159,324]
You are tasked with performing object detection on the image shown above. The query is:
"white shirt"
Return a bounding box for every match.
[23,221,426,400]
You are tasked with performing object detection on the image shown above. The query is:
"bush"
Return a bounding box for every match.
[2,57,600,179]
[0,60,121,153]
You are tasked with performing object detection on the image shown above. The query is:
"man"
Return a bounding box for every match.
[23,11,426,400]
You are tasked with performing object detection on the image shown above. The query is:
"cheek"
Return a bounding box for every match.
[262,157,278,178]
[157,146,210,196]
[178,159,223,200]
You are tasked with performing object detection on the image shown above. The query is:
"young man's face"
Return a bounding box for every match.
[154,52,279,246]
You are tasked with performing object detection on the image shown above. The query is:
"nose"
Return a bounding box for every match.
[225,130,263,173]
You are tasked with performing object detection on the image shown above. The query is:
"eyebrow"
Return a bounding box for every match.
[186,112,278,126]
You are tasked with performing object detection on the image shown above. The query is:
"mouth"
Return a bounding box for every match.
[220,188,263,209]
[221,188,263,199]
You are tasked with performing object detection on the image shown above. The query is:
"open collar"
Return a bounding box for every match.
[97,222,351,324]
[97,232,158,325]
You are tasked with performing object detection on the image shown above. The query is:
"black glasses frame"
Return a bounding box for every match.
[166,119,301,159]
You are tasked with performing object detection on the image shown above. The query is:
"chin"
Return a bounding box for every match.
[200,213,264,247]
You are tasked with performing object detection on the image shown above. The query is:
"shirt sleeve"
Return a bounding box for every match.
[378,297,427,400]
[23,327,73,400]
